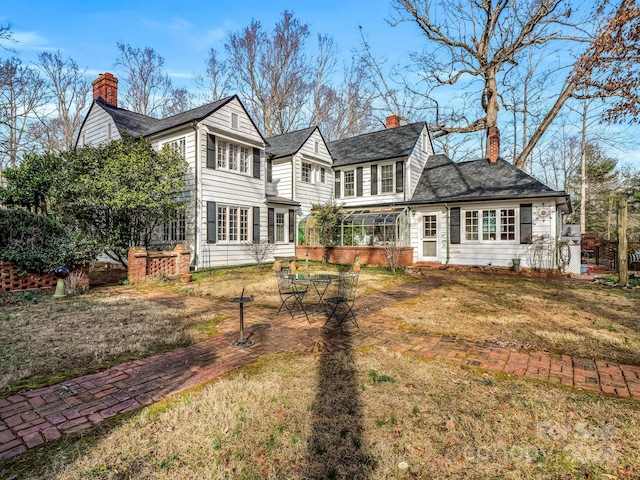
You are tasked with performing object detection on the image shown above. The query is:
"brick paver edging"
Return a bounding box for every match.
[1,278,639,463]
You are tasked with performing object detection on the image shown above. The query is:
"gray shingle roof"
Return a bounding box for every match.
[410,155,566,204]
[96,95,247,138]
[266,127,317,159]
[329,122,426,167]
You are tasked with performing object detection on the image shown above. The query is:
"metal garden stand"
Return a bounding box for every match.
[229,287,254,348]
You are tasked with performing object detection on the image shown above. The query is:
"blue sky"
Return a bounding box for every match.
[2,0,640,168]
[1,0,408,84]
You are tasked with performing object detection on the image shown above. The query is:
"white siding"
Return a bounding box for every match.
[78,104,120,146]
[408,127,433,197]
[272,159,293,199]
[410,200,560,267]
[293,129,333,218]
[338,157,407,207]
[195,99,268,268]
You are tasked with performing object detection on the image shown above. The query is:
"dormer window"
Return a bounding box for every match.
[231,113,239,129]
[344,170,355,197]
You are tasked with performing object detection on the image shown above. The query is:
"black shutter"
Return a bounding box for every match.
[268,208,275,243]
[266,158,273,182]
[396,161,404,193]
[450,207,461,244]
[207,201,217,244]
[253,206,261,243]
[371,165,378,195]
[288,209,295,243]
[253,148,261,179]
[520,204,533,244]
[356,167,363,196]
[334,170,341,198]
[206,134,216,169]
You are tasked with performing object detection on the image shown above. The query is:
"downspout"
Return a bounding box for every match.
[191,122,200,270]
[291,155,296,200]
[444,203,451,264]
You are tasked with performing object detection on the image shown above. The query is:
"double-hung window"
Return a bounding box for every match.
[167,137,186,159]
[301,162,311,183]
[217,141,228,168]
[276,212,285,242]
[381,164,394,193]
[163,210,186,243]
[500,209,516,240]
[344,170,355,197]
[465,211,479,241]
[217,206,250,243]
[320,167,326,183]
[240,147,250,174]
[229,144,239,171]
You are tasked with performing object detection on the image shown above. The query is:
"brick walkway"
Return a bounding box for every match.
[1,277,640,463]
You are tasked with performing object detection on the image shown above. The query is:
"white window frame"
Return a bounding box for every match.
[380,163,394,194]
[217,205,251,243]
[107,124,112,140]
[240,147,250,174]
[217,140,228,169]
[462,208,518,243]
[275,212,286,242]
[344,170,355,197]
[166,137,186,159]
[231,112,239,129]
[320,167,326,184]
[301,162,312,183]
[314,141,319,154]
[229,144,239,171]
[163,210,186,243]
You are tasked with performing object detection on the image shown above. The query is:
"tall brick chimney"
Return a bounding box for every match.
[386,114,400,129]
[92,73,118,107]
[488,126,500,163]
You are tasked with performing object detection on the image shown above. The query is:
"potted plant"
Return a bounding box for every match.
[512,255,522,273]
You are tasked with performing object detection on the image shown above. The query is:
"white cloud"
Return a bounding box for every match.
[12,30,57,51]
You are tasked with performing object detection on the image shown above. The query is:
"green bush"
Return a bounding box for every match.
[0,208,100,273]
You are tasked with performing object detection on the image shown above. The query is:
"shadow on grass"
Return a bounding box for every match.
[304,325,375,479]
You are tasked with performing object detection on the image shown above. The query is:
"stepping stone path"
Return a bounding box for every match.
[1,277,639,463]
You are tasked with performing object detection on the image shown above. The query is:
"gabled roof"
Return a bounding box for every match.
[410,155,567,204]
[266,127,317,159]
[329,122,426,167]
[83,95,267,144]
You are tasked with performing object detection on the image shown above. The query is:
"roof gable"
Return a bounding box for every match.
[266,126,317,159]
[329,122,426,167]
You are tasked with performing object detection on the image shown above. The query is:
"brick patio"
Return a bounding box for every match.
[1,277,639,463]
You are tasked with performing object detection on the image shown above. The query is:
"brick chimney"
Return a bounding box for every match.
[488,126,500,163]
[92,73,118,107]
[386,114,400,129]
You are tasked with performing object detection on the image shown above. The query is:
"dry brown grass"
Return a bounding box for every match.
[383,271,640,366]
[0,292,220,395]
[20,348,640,479]
[173,263,413,308]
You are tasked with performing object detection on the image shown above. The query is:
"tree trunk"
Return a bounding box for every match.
[483,69,499,159]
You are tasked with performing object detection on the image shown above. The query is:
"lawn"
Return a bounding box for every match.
[0,290,222,397]
[2,267,640,479]
[7,348,640,479]
[383,271,640,366]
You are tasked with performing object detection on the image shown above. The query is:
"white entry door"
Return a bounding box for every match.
[421,213,439,261]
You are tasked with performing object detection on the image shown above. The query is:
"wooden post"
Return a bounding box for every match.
[618,199,629,284]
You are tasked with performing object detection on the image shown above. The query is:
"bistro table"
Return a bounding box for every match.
[283,273,340,306]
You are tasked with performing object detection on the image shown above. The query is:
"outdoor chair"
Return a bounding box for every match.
[276,270,309,322]
[323,270,359,328]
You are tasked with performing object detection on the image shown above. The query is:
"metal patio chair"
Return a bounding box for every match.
[276,270,309,322]
[323,270,359,328]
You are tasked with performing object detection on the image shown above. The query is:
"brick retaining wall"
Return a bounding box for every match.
[297,246,414,267]
[0,262,89,293]
[128,244,191,283]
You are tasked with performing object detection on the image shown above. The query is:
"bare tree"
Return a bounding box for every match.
[115,42,189,118]
[195,48,232,102]
[0,23,14,50]
[391,0,579,156]
[226,11,312,137]
[34,51,91,151]
[0,57,46,168]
